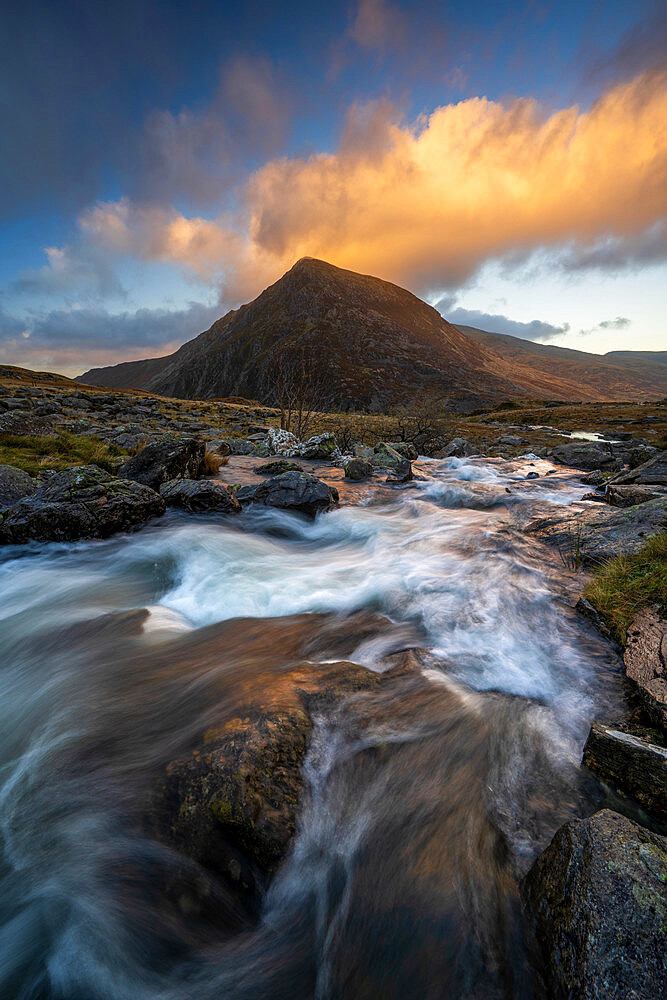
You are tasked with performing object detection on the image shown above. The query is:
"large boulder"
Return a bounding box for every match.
[522,810,667,1000]
[582,723,667,818]
[0,465,38,507]
[624,608,667,730]
[159,478,241,514]
[607,449,667,487]
[118,436,205,490]
[387,441,419,460]
[343,457,373,481]
[254,459,303,475]
[606,484,666,507]
[549,440,618,471]
[251,471,339,516]
[266,427,299,456]
[299,432,339,459]
[524,497,667,567]
[371,441,406,468]
[0,465,165,544]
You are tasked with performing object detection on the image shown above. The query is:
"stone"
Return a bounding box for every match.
[371,441,406,468]
[254,460,304,475]
[235,484,259,503]
[521,809,667,1000]
[0,411,54,435]
[118,436,206,490]
[606,484,665,507]
[220,438,255,456]
[0,465,38,507]
[299,432,339,459]
[387,441,419,460]
[266,427,299,456]
[386,462,413,484]
[251,471,339,516]
[432,437,474,459]
[579,471,605,486]
[160,478,241,513]
[607,450,667,487]
[497,434,524,446]
[524,497,667,567]
[582,723,667,818]
[525,471,539,479]
[624,609,667,730]
[549,440,618,471]
[343,457,373,481]
[0,465,165,544]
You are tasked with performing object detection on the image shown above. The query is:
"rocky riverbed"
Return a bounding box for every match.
[0,380,665,999]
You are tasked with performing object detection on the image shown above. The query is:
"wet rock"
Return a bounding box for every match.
[0,465,38,507]
[254,460,304,475]
[606,484,665,507]
[549,440,618,470]
[608,449,667,487]
[524,497,667,567]
[522,809,667,1000]
[624,608,667,730]
[0,465,165,544]
[235,484,259,504]
[371,441,407,468]
[251,471,339,517]
[579,471,605,486]
[160,478,241,513]
[387,441,419,460]
[386,462,413,484]
[432,437,474,459]
[343,457,373,480]
[575,597,615,643]
[525,471,539,479]
[150,658,380,917]
[582,723,667,818]
[118,436,205,490]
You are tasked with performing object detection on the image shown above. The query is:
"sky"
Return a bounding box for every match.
[0,0,665,376]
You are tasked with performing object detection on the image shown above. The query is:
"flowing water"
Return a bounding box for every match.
[0,456,625,1000]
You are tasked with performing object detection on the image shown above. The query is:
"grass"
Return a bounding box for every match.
[0,433,129,476]
[584,529,667,644]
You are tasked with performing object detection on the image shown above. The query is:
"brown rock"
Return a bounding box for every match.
[582,722,667,818]
[624,608,667,729]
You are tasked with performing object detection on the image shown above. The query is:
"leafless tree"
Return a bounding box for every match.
[270,342,332,438]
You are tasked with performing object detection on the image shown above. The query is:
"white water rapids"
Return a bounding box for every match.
[0,456,626,999]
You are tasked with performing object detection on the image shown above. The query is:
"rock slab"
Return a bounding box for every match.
[624,608,667,730]
[522,809,667,1000]
[0,465,165,544]
[118,436,205,490]
[582,723,667,818]
[160,478,241,513]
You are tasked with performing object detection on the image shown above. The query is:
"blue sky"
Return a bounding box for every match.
[1,0,665,374]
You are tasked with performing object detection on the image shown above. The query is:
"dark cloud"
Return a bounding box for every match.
[579,316,632,336]
[556,222,667,273]
[434,298,569,343]
[585,1,667,85]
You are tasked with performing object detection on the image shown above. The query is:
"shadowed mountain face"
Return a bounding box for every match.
[78,259,667,407]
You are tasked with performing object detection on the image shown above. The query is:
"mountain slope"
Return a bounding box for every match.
[78,259,667,407]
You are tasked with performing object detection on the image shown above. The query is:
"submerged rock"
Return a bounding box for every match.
[0,464,38,507]
[582,723,667,818]
[160,478,241,513]
[118,436,205,490]
[524,496,667,566]
[522,809,667,1000]
[0,465,165,544]
[624,608,667,730]
[251,471,339,516]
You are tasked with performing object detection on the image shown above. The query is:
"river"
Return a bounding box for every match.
[0,455,625,999]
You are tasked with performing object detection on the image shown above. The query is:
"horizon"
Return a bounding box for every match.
[1,0,666,377]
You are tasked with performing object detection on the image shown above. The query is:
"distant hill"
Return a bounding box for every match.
[78,258,667,407]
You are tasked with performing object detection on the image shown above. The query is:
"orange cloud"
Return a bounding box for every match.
[79,70,667,302]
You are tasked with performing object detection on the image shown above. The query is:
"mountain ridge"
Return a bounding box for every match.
[78,258,667,407]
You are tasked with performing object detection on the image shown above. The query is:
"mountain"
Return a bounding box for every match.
[78,258,667,407]
[455,325,667,401]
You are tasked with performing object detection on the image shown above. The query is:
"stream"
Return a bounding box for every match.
[0,455,626,999]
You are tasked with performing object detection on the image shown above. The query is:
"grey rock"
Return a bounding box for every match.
[549,440,617,471]
[607,449,667,487]
[371,442,407,468]
[0,466,165,544]
[252,471,339,517]
[521,809,667,1000]
[387,441,418,460]
[221,438,255,456]
[236,484,259,504]
[606,484,666,507]
[118,437,206,490]
[254,460,304,476]
[0,465,38,507]
[343,458,373,481]
[583,723,667,818]
[386,462,413,484]
[524,497,667,566]
[160,478,241,513]
[432,437,475,459]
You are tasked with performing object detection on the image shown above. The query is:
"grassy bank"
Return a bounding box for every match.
[584,529,667,644]
[0,433,129,476]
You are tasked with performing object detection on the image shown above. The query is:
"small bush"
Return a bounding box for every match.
[201,450,223,475]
